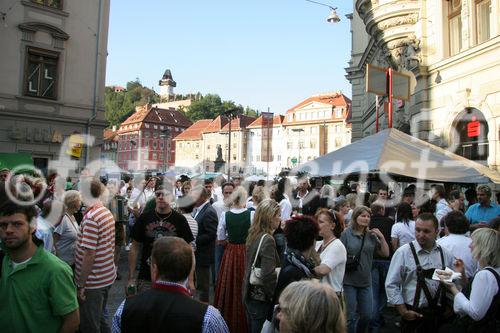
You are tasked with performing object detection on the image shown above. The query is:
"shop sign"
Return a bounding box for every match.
[467,116,480,138]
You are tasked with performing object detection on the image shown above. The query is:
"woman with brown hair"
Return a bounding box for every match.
[242,199,281,333]
[340,206,389,333]
[314,208,347,294]
[214,186,253,333]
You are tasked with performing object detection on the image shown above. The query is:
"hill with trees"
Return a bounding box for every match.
[105,79,259,126]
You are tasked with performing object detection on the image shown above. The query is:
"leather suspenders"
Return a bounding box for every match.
[409,242,445,309]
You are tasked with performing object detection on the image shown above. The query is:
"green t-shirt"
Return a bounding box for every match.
[0,245,79,333]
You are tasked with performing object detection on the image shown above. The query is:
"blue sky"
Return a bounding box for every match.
[105,0,353,114]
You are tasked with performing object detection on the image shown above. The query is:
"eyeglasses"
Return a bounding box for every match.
[155,191,169,197]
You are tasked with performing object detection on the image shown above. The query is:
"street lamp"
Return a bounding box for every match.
[159,129,170,172]
[222,108,241,181]
[305,0,341,23]
[292,128,304,166]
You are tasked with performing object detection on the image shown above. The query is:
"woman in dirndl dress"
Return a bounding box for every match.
[215,186,254,333]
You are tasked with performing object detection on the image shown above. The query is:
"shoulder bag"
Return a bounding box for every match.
[345,232,365,272]
[250,234,280,285]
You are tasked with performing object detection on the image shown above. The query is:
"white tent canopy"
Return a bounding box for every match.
[293,128,500,184]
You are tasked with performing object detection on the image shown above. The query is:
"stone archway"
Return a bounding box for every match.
[451,108,489,161]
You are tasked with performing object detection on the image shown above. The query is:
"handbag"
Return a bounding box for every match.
[250,234,280,286]
[261,305,279,333]
[345,233,365,272]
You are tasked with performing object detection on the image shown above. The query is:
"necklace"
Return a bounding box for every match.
[155,209,173,224]
[319,237,336,254]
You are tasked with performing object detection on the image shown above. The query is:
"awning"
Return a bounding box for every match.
[293,128,500,184]
[0,153,34,173]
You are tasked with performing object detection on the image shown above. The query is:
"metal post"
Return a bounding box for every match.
[227,114,232,181]
[163,135,166,172]
[138,130,142,171]
[387,68,393,129]
[266,113,271,181]
[323,120,327,155]
[375,95,380,133]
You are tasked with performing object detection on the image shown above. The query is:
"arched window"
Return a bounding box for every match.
[453,108,489,161]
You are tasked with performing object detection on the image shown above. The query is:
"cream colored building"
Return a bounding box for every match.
[283,93,352,168]
[201,115,255,173]
[247,115,286,177]
[173,119,212,173]
[346,0,500,170]
[0,0,110,174]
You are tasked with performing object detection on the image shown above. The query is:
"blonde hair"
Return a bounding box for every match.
[228,186,247,208]
[471,228,500,268]
[252,186,267,206]
[345,193,357,209]
[246,199,280,246]
[279,280,345,333]
[63,190,81,211]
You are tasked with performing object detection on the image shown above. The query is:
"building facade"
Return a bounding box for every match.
[116,105,191,172]
[0,0,111,175]
[283,92,352,168]
[246,115,286,177]
[101,127,118,169]
[346,0,500,170]
[174,93,351,177]
[173,119,213,173]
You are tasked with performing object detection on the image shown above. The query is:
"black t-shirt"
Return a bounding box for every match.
[370,213,394,259]
[131,209,194,280]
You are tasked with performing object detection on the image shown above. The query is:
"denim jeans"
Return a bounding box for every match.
[369,260,390,333]
[244,299,272,333]
[344,285,373,333]
[79,286,111,333]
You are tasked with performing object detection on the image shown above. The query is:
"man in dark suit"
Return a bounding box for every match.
[191,187,218,303]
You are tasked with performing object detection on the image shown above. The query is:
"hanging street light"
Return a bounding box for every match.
[305,0,341,23]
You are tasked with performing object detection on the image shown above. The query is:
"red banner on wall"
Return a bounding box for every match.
[261,112,273,162]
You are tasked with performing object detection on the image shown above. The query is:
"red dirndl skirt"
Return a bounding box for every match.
[214,243,248,333]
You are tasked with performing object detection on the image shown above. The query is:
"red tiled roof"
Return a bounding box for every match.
[247,115,284,128]
[203,115,229,134]
[283,92,352,125]
[220,115,257,132]
[286,92,351,114]
[118,104,192,133]
[173,119,212,141]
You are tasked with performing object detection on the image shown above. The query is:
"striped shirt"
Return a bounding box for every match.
[75,203,116,289]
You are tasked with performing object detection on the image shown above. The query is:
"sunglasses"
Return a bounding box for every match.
[155,191,170,197]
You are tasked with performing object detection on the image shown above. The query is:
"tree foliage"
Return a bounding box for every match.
[185,94,259,122]
[105,79,160,126]
[105,80,259,126]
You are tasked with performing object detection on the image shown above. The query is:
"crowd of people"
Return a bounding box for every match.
[0,166,499,333]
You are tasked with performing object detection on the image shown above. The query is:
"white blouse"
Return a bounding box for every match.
[216,208,255,241]
[453,267,500,321]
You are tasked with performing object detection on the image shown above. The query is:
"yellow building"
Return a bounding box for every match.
[283,92,352,168]
[173,119,213,173]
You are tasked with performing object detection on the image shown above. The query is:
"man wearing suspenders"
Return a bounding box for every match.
[386,213,455,332]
